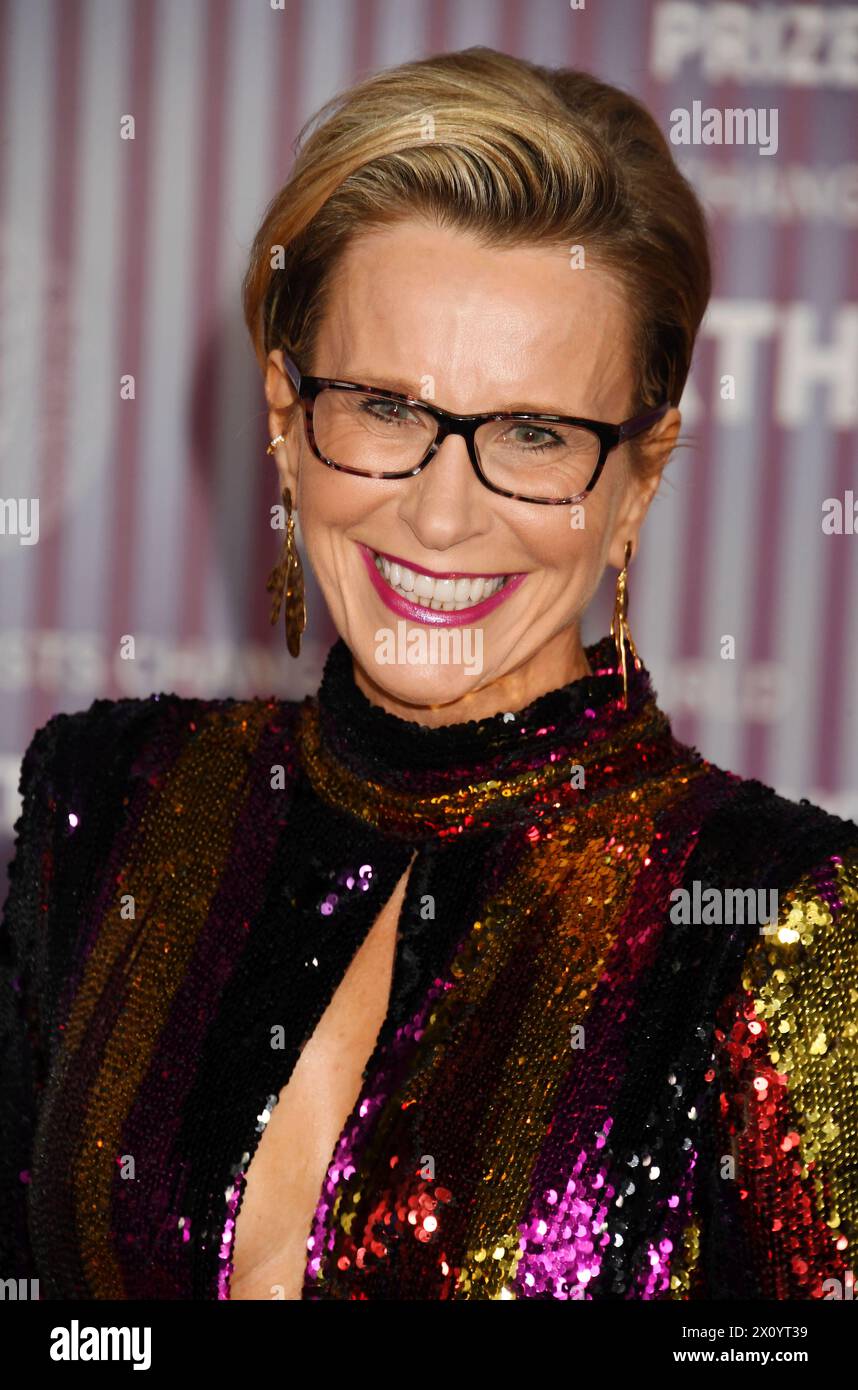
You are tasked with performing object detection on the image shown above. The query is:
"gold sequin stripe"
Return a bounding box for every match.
[738,846,858,1243]
[66,703,272,1298]
[295,698,674,834]
[667,1219,702,1298]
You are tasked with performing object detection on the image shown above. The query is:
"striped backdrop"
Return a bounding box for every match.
[1,0,857,865]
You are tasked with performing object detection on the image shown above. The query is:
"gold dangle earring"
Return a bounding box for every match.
[265,435,306,658]
[610,539,641,711]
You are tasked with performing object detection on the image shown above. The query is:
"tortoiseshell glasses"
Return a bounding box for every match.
[280,351,670,506]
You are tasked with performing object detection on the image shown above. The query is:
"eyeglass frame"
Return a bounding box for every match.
[279,349,671,506]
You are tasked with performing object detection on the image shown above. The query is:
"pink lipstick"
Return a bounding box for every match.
[357,543,527,627]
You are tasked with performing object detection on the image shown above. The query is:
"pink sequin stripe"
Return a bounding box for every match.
[303,977,452,1292]
[218,1169,245,1299]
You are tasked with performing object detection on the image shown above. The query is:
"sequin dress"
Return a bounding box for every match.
[1,633,856,1300]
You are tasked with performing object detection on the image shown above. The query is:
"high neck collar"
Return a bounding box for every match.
[294,633,683,841]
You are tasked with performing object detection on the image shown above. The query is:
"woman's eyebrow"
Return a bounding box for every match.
[346,370,570,415]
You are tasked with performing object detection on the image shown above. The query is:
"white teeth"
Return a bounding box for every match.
[372,551,508,611]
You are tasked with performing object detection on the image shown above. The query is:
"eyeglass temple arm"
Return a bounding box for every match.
[617,401,671,443]
[281,351,302,393]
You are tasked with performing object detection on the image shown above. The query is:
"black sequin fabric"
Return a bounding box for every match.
[1,633,856,1299]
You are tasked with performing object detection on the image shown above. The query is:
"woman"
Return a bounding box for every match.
[2,47,856,1303]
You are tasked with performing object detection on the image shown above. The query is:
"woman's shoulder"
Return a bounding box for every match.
[3,690,306,987]
[16,690,305,800]
[673,744,858,892]
[704,766,858,975]
[634,747,858,1017]
[6,692,306,914]
[23,689,304,745]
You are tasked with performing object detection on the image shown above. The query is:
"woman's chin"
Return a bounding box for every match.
[349,632,493,717]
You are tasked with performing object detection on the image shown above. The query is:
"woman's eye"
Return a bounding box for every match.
[505,425,561,449]
[363,399,416,425]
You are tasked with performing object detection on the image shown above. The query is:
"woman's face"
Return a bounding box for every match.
[266,219,680,723]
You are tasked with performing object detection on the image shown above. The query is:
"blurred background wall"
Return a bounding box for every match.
[1,0,857,872]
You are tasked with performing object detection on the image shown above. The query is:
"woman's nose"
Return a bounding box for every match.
[396,431,493,545]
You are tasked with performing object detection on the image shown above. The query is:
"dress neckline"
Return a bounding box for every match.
[293,632,682,841]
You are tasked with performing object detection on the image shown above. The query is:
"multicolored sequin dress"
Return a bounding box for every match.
[1,633,856,1299]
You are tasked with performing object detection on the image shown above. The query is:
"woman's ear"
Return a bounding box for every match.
[265,350,301,503]
[605,406,681,570]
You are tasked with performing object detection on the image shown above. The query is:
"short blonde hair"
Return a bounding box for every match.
[243,46,711,459]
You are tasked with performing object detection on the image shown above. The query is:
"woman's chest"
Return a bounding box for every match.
[31,813,694,1300]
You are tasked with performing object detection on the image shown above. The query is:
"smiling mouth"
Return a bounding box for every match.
[370,549,512,613]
